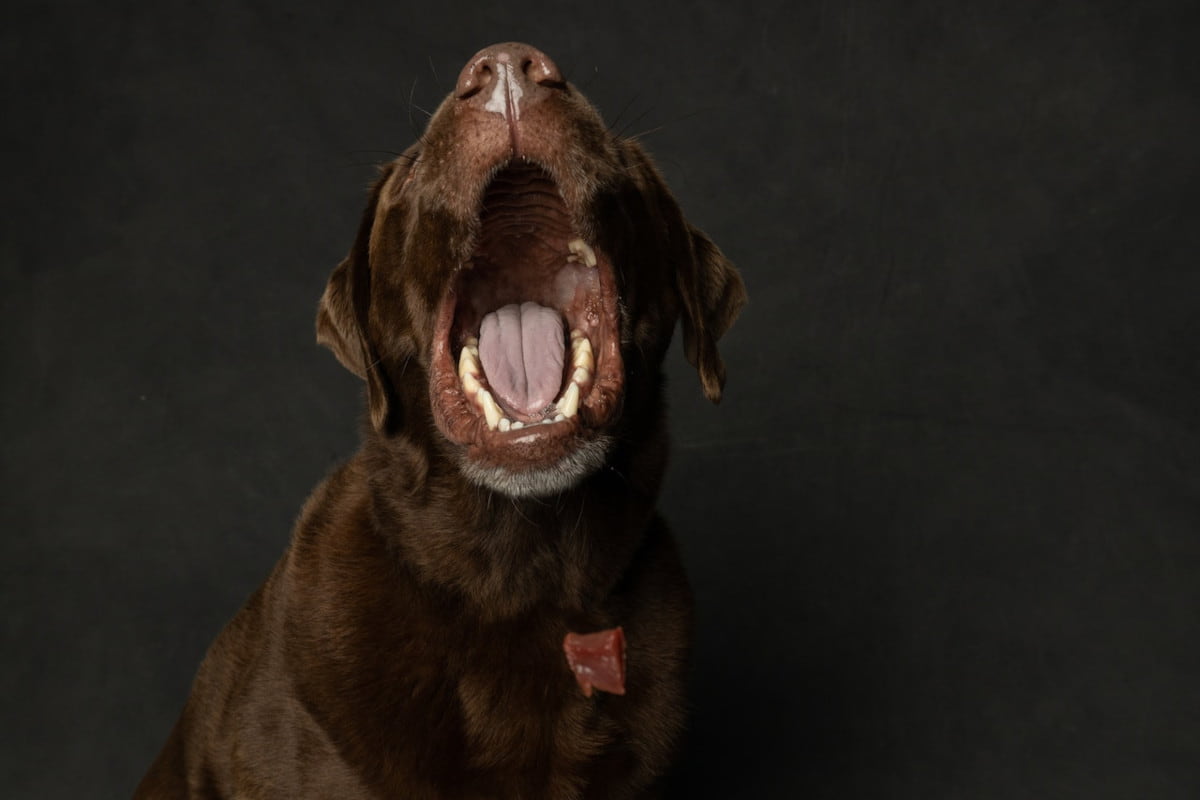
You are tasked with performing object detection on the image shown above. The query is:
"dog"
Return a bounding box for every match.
[135,42,746,799]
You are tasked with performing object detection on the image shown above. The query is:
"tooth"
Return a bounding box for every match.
[557,382,580,418]
[571,337,594,373]
[573,349,593,374]
[571,367,590,385]
[570,328,585,342]
[461,371,481,397]
[458,348,479,378]
[477,388,502,430]
[499,418,511,432]
[511,421,524,430]
[568,239,597,268]
[465,335,479,346]
[554,414,565,422]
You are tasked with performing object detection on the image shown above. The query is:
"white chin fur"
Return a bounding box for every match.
[459,436,613,498]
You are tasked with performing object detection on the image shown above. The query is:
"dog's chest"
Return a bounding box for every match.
[458,618,613,755]
[390,613,619,797]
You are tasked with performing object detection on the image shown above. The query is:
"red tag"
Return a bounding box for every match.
[563,627,626,697]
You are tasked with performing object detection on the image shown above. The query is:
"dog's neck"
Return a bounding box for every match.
[356,424,668,621]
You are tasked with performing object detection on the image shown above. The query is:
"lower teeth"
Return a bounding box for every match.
[457,329,595,432]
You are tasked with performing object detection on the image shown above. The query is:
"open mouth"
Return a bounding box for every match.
[430,163,624,469]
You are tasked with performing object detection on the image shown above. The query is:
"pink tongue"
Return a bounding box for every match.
[478,302,565,417]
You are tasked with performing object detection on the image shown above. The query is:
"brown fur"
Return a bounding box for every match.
[136,43,745,799]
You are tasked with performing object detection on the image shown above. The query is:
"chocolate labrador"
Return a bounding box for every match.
[135,42,745,799]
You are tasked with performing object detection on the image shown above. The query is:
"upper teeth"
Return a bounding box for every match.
[567,239,597,268]
[569,329,594,373]
[457,327,596,432]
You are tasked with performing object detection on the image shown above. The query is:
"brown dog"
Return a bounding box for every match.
[135,42,745,799]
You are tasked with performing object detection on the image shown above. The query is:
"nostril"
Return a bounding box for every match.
[524,55,566,90]
[457,57,495,100]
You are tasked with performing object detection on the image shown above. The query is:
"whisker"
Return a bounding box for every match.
[571,492,587,539]
[406,78,426,140]
[626,124,666,141]
[614,104,655,140]
[626,106,713,142]
[345,149,404,159]
[509,497,535,526]
[339,147,422,170]
[607,90,642,137]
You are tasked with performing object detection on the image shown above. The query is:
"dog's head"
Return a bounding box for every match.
[317,43,746,498]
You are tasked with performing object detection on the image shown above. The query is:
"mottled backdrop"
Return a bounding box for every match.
[3,1,1198,797]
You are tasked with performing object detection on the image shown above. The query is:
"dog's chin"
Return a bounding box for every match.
[457,435,613,498]
[427,161,626,497]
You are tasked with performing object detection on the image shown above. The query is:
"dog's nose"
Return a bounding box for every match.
[455,43,564,116]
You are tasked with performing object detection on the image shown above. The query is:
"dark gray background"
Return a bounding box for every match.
[4,0,1198,797]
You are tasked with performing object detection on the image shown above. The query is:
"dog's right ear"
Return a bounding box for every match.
[316,164,397,431]
[316,256,369,380]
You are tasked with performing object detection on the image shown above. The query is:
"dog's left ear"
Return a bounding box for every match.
[625,141,747,403]
[675,223,747,404]
[316,164,397,432]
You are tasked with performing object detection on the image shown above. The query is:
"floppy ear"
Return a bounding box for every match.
[316,164,397,432]
[316,256,368,379]
[623,140,747,403]
[676,224,747,403]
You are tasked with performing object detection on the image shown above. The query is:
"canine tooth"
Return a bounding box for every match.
[477,388,502,430]
[511,421,524,430]
[499,418,511,432]
[461,371,481,397]
[557,381,581,418]
[571,337,594,373]
[568,239,597,268]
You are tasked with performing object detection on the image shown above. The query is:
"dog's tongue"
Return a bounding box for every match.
[479,302,565,417]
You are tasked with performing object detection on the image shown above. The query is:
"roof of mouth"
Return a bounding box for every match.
[474,164,573,263]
